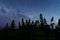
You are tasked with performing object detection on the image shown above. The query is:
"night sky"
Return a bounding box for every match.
[0,0,60,27]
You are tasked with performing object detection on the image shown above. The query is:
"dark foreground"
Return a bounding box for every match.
[0,26,60,40]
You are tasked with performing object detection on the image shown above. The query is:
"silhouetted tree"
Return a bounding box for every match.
[58,19,60,27]
[32,20,34,26]
[34,20,39,29]
[11,20,15,29]
[28,19,31,27]
[19,22,21,29]
[0,13,60,40]
[50,17,53,24]
[31,20,36,30]
[40,13,44,26]
[40,14,43,22]
[25,19,31,30]
[26,19,28,26]
[22,18,25,27]
[50,17,54,29]
[43,18,47,25]
[28,19,31,26]
[28,19,30,23]
[5,23,8,28]
[35,20,39,27]
[4,23,9,30]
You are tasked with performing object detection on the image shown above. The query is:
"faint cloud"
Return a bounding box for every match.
[0,7,7,14]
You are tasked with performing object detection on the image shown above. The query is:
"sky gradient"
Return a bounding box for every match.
[0,0,60,26]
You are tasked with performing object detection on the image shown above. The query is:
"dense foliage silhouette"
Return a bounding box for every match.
[0,14,60,40]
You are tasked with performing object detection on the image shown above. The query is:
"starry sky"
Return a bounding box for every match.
[0,0,60,25]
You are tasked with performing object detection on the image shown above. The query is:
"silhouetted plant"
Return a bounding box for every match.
[40,13,44,26]
[58,19,60,27]
[31,20,35,26]
[26,19,28,26]
[51,17,54,22]
[22,18,25,28]
[27,19,30,27]
[0,13,60,40]
[11,20,15,29]
[35,20,39,27]
[43,18,47,25]
[31,21,34,28]
[19,22,21,29]
[50,17,54,29]
[27,19,31,26]
[4,23,9,30]
[5,23,8,28]
[28,19,30,23]
[34,20,39,30]
[40,13,43,20]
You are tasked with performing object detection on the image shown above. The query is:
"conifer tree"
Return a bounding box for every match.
[4,23,9,30]
[40,13,44,26]
[43,18,47,25]
[19,22,21,29]
[50,17,54,29]
[11,20,15,29]
[58,19,60,27]
[22,18,25,28]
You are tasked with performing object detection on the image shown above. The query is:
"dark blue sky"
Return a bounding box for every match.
[0,0,60,23]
